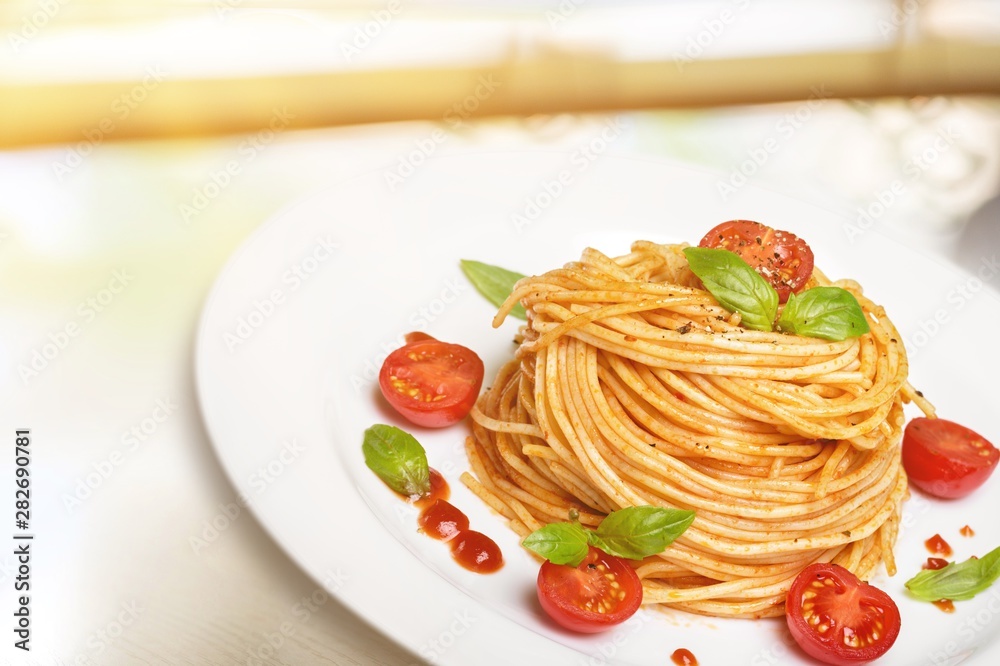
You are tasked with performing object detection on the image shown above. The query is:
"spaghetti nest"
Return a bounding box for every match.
[461,241,934,618]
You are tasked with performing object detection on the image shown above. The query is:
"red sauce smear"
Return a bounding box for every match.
[406,469,503,574]
[933,599,956,613]
[923,557,950,570]
[960,525,975,537]
[418,499,469,540]
[925,534,953,557]
[412,469,450,508]
[450,530,503,573]
[671,648,698,666]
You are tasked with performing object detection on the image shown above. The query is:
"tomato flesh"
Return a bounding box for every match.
[378,337,484,428]
[786,563,900,666]
[698,220,814,302]
[536,547,642,633]
[902,417,998,499]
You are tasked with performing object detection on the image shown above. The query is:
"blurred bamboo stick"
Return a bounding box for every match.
[2,39,999,149]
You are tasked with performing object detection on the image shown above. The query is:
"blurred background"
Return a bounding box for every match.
[2,0,999,664]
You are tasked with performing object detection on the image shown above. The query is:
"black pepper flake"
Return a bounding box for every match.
[755,236,762,245]
[916,390,924,398]
[890,338,897,343]
[677,323,692,335]
[843,530,852,537]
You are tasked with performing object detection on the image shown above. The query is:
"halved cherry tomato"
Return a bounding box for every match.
[786,563,900,666]
[699,220,814,302]
[536,547,642,633]
[902,417,998,499]
[378,336,484,428]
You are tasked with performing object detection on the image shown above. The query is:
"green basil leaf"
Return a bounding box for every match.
[682,247,777,331]
[362,424,430,497]
[905,545,1000,602]
[586,506,696,560]
[777,287,870,341]
[522,522,590,566]
[460,260,527,320]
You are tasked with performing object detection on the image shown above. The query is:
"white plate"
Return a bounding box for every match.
[195,152,1000,666]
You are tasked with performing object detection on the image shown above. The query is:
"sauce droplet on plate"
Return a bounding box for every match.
[418,499,469,541]
[923,557,950,570]
[450,530,504,574]
[960,525,975,537]
[925,534,953,557]
[670,648,698,666]
[933,599,955,613]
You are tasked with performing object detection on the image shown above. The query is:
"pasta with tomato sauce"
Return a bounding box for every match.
[460,222,935,619]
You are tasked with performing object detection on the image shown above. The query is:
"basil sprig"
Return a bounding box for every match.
[682,246,868,341]
[777,287,870,340]
[362,424,430,497]
[683,247,778,331]
[522,522,590,566]
[460,260,527,320]
[905,545,1000,602]
[523,506,695,567]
